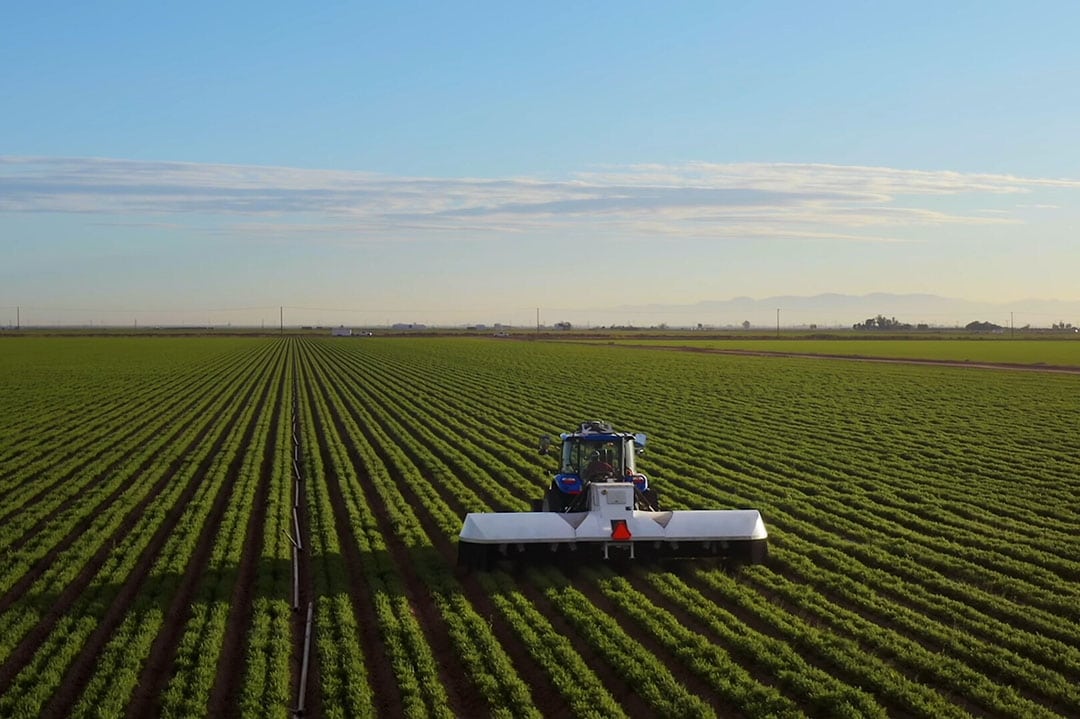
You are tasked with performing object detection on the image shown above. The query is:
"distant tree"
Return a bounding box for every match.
[854,314,913,330]
[742,320,751,330]
[965,320,1003,331]
[554,321,572,330]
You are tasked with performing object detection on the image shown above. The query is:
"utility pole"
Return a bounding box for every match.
[536,307,540,335]
[280,306,284,334]
[776,308,780,338]
[16,305,19,330]
[1010,311,1014,339]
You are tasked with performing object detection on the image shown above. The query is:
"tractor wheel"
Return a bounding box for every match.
[642,488,660,511]
[541,487,565,512]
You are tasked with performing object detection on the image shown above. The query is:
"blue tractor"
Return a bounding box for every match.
[533,420,659,512]
[457,420,769,570]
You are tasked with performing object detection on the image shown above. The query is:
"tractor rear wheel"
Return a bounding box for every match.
[541,486,565,512]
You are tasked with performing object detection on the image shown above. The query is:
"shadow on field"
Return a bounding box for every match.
[0,554,302,719]
[12,555,298,621]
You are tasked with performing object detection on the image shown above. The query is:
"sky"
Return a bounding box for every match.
[2,1,1079,328]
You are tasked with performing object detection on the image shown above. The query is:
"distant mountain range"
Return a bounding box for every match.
[609,293,1080,328]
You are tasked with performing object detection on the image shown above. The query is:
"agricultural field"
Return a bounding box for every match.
[570,337,1080,368]
[1,335,1078,718]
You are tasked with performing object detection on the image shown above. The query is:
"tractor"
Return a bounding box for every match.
[458,421,768,570]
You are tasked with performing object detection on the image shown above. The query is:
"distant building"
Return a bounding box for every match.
[331,326,352,337]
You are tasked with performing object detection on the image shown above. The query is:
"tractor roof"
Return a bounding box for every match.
[563,432,626,443]
[561,421,643,445]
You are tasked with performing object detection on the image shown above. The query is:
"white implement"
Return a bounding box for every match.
[458,482,768,570]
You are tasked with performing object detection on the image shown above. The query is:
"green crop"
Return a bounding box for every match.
[1,335,1077,718]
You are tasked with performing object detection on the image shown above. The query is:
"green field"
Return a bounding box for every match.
[1,335,1078,717]
[568,337,1080,367]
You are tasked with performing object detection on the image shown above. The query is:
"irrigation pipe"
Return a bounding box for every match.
[292,545,300,611]
[292,507,303,551]
[294,600,315,716]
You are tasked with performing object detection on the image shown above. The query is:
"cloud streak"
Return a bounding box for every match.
[1,156,1074,243]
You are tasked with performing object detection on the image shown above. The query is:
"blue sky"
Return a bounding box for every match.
[3,1,1079,327]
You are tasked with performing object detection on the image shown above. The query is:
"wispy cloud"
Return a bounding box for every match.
[1,156,1073,243]
[574,162,1080,195]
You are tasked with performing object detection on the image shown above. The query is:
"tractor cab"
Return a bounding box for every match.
[563,434,627,480]
[539,420,653,510]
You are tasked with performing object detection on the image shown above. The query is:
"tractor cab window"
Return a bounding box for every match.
[564,439,623,481]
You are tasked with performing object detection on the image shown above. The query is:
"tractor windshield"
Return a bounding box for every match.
[563,437,625,481]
